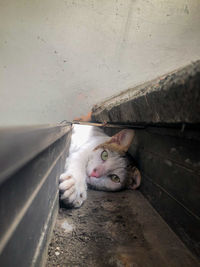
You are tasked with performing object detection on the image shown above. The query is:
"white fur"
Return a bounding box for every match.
[59,125,128,208]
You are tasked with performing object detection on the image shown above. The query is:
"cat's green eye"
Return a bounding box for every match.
[101,150,108,161]
[110,174,120,183]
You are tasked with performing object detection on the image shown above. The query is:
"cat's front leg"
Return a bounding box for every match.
[59,171,87,208]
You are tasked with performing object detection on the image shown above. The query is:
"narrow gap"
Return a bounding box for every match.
[46,123,200,266]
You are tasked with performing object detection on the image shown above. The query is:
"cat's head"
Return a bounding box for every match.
[86,129,141,191]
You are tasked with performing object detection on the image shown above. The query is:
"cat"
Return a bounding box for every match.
[59,125,141,208]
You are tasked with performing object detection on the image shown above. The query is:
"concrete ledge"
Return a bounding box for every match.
[91,62,200,258]
[92,60,200,125]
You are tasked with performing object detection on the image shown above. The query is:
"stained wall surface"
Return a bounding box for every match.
[0,0,200,125]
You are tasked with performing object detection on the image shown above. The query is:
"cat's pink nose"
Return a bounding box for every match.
[90,168,100,178]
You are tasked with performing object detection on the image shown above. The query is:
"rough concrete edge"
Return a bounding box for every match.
[91,60,200,124]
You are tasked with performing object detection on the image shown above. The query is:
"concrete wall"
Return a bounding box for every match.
[0,0,200,125]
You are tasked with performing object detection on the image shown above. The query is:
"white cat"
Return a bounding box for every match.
[59,125,141,208]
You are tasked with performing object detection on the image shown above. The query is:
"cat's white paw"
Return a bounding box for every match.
[59,173,87,208]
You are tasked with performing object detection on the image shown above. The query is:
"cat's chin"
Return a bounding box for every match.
[86,177,101,191]
[87,183,100,191]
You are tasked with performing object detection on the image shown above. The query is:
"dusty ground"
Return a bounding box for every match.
[46,190,199,267]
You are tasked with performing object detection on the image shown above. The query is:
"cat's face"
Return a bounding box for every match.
[86,147,128,191]
[86,129,141,191]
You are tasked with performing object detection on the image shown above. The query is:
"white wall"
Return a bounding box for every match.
[0,0,200,125]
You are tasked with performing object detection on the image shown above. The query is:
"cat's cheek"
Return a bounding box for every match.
[86,177,93,186]
[86,177,90,183]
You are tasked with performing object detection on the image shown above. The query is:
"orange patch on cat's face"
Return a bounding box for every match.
[94,129,134,155]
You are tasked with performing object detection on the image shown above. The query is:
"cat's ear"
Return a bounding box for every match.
[126,167,141,190]
[107,129,135,153]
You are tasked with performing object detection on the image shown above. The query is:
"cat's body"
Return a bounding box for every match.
[59,125,141,208]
